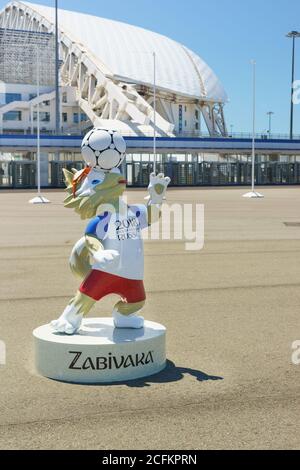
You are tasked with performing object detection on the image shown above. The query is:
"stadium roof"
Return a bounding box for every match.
[19,1,227,103]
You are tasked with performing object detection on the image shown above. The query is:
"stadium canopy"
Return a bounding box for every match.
[0,1,228,136]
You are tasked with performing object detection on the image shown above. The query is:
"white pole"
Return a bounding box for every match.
[37,43,41,196]
[153,51,157,174]
[29,41,50,203]
[243,60,263,198]
[251,59,256,193]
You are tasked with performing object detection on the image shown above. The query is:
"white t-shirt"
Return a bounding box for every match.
[85,201,148,280]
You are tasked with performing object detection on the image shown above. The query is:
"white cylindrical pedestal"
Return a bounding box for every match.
[33,318,166,384]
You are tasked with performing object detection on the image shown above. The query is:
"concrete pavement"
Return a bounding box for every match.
[0,186,300,449]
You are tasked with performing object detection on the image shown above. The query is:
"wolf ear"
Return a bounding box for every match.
[63,169,74,188]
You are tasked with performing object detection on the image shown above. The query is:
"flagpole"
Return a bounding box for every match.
[29,35,50,203]
[153,51,157,174]
[251,59,255,193]
[243,60,264,198]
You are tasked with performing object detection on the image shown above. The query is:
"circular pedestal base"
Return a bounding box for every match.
[33,318,166,384]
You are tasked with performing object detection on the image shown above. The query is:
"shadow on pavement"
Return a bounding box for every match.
[123,360,224,388]
[51,361,223,387]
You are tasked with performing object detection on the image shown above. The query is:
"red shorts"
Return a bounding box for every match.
[80,270,146,303]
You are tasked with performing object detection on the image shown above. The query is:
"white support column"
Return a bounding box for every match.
[200,104,215,135]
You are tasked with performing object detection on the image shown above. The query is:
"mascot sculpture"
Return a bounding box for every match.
[51,128,170,335]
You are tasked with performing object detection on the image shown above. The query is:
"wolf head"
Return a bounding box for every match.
[63,167,127,220]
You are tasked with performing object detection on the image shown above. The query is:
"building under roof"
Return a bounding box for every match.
[0,1,228,137]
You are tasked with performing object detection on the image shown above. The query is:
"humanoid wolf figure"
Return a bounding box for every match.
[51,167,170,335]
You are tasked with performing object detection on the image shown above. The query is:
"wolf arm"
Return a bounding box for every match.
[85,233,103,256]
[84,215,105,255]
[146,173,171,226]
[69,213,118,279]
[85,215,120,268]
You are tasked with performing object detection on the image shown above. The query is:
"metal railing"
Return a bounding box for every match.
[1,128,300,141]
[1,160,300,189]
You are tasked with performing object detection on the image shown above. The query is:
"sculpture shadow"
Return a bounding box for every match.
[88,360,223,388]
[50,360,223,387]
[122,361,223,388]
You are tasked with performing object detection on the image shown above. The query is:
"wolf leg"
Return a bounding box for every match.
[113,300,145,329]
[51,291,95,335]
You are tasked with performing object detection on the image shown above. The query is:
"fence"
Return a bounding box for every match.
[1,161,300,189]
[125,161,300,187]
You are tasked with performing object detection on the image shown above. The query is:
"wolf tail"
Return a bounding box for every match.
[69,237,92,280]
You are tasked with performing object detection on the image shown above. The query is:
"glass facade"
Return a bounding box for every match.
[73,112,88,124]
[0,93,22,105]
[3,111,22,121]
[5,93,22,104]
[178,105,183,133]
[33,112,50,122]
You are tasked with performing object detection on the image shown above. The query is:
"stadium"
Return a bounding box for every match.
[0,1,228,137]
[1,0,300,189]
[1,0,300,453]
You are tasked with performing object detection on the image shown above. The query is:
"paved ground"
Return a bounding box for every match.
[0,186,300,450]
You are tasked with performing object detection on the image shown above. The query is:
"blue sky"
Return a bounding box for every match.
[1,0,300,134]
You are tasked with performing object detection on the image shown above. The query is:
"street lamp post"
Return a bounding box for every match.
[55,0,60,135]
[286,31,300,140]
[130,50,158,173]
[267,111,274,139]
[29,43,50,204]
[153,51,157,174]
[251,60,256,192]
[243,60,264,198]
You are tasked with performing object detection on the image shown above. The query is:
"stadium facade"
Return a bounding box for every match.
[0,1,300,189]
[0,1,228,137]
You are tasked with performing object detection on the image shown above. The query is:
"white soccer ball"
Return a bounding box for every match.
[81,128,126,171]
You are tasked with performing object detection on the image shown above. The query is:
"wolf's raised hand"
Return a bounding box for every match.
[146,173,171,205]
